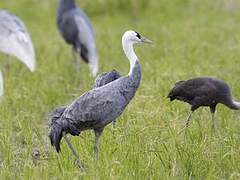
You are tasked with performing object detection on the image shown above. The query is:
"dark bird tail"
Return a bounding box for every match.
[223,99,240,110]
[49,107,80,152]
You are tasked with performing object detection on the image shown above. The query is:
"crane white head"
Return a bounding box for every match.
[122,30,152,45]
[122,30,152,75]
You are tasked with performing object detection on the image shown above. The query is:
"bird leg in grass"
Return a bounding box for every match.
[112,120,116,128]
[63,132,83,169]
[210,106,218,134]
[72,47,81,68]
[178,111,193,135]
[93,129,103,159]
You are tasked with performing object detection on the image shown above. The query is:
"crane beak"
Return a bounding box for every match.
[141,37,153,44]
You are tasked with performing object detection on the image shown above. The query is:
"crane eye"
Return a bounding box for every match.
[135,31,141,39]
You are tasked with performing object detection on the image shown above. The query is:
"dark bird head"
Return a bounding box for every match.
[167,80,186,101]
[49,107,80,152]
[167,93,175,101]
[167,89,175,101]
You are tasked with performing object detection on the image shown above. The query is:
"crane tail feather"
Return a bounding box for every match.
[49,119,80,153]
[49,123,64,152]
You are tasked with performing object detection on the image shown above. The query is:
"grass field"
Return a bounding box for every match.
[1,0,240,179]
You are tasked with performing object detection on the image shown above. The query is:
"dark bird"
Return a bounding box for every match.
[49,30,152,163]
[57,0,98,76]
[0,10,36,99]
[168,77,240,132]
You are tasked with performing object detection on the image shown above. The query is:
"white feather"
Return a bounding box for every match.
[0,10,36,72]
[0,10,36,99]
[232,100,240,109]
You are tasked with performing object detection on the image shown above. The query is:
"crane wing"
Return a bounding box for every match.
[63,83,127,124]
[0,10,36,71]
[49,70,121,125]
[93,70,121,88]
[74,8,94,36]
[73,9,96,53]
[57,8,98,75]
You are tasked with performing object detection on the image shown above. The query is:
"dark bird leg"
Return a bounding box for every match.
[93,128,103,159]
[185,111,193,128]
[63,132,83,169]
[178,100,203,135]
[178,110,193,135]
[210,105,218,133]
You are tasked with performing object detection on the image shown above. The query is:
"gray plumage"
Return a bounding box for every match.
[93,69,121,88]
[49,106,66,126]
[49,30,152,154]
[57,0,98,76]
[168,77,240,131]
[49,69,121,125]
[50,63,141,152]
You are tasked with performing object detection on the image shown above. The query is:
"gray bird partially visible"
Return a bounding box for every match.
[0,10,36,71]
[49,30,152,163]
[0,10,36,98]
[168,77,240,132]
[57,0,98,76]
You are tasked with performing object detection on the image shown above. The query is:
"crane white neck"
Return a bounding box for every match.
[122,39,138,76]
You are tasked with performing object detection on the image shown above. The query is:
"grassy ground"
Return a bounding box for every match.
[1,0,240,179]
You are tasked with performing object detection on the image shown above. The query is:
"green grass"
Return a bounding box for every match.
[1,0,240,179]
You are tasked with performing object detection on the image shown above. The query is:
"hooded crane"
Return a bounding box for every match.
[57,0,98,76]
[49,30,152,163]
[0,10,36,98]
[50,70,121,126]
[167,77,240,132]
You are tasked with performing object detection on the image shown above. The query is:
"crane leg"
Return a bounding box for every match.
[93,128,103,159]
[178,111,193,135]
[112,120,116,128]
[72,47,80,68]
[63,133,83,170]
